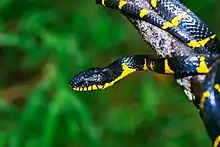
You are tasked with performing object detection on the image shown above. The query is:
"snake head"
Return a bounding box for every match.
[69,68,107,91]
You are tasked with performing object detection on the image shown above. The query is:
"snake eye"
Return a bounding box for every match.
[69,68,106,91]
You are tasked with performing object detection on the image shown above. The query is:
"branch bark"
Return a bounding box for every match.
[125,0,205,108]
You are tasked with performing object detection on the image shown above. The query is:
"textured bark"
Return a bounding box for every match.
[124,0,206,107]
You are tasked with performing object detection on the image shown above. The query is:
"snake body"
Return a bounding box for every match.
[69,0,220,146]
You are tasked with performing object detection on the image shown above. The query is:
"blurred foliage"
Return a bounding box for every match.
[0,0,220,147]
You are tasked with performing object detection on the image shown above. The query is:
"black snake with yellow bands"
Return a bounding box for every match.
[69,0,220,146]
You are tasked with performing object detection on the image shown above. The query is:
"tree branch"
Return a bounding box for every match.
[124,0,205,107]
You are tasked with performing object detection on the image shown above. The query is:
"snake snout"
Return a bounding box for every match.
[69,68,106,91]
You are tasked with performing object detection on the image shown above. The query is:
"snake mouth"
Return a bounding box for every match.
[69,68,107,92]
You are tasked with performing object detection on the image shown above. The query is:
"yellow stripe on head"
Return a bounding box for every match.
[71,63,137,91]
[103,63,136,89]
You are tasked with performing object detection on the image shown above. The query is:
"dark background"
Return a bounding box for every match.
[0,0,220,146]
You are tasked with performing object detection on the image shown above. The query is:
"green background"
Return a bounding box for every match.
[0,0,220,147]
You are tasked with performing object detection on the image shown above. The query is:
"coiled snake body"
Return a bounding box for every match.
[69,0,220,146]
